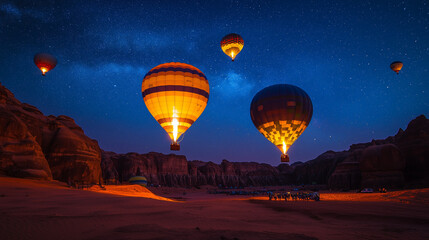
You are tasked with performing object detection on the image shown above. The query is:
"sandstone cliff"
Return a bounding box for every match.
[0,82,101,183]
[327,115,428,189]
[396,115,429,187]
[0,108,52,180]
[101,151,283,187]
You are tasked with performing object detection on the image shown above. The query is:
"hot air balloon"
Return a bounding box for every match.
[250,84,313,163]
[390,61,403,74]
[141,62,210,151]
[128,176,148,186]
[34,53,57,76]
[221,33,244,61]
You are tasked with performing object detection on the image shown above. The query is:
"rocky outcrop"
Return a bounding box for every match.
[44,116,101,183]
[0,82,101,183]
[100,151,119,182]
[328,149,362,190]
[291,150,349,185]
[101,151,283,187]
[0,109,52,179]
[328,115,429,189]
[101,151,189,186]
[360,144,405,188]
[217,160,283,187]
[395,115,429,187]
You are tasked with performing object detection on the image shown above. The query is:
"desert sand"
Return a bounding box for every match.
[1,176,429,240]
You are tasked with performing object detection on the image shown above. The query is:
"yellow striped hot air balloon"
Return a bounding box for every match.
[221,33,244,61]
[141,63,210,151]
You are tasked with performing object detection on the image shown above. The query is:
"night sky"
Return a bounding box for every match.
[1,1,428,165]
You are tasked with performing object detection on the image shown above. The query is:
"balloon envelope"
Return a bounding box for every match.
[128,176,147,186]
[390,61,403,74]
[221,33,244,61]
[141,62,210,147]
[34,53,57,76]
[250,84,313,156]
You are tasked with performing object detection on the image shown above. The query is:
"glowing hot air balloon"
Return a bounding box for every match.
[250,84,313,163]
[390,61,403,74]
[34,53,57,76]
[221,33,244,61]
[141,63,210,151]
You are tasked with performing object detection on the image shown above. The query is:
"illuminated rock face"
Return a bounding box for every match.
[0,82,101,183]
[0,109,52,180]
[43,116,102,184]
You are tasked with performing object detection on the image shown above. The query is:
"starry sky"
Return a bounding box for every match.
[0,0,428,165]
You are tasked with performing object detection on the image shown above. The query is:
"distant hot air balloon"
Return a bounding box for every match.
[221,33,244,61]
[141,63,210,151]
[390,61,403,74]
[34,53,57,76]
[250,84,313,163]
[128,176,147,186]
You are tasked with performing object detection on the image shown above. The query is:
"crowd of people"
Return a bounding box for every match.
[207,187,321,201]
[267,191,320,201]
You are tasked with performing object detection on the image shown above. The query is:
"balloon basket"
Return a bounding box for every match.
[281,154,289,163]
[170,143,180,151]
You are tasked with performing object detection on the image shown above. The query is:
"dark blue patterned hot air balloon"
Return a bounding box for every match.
[250,84,313,162]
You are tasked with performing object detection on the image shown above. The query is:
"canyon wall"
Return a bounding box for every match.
[0,82,101,183]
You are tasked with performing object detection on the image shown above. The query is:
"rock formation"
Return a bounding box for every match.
[291,150,349,185]
[328,149,362,190]
[101,151,283,187]
[395,115,429,187]
[359,144,405,188]
[328,115,428,189]
[0,82,101,183]
[0,108,52,180]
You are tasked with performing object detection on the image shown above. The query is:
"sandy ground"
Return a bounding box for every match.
[1,176,429,240]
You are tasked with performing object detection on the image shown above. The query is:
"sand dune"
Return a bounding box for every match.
[1,176,429,240]
[88,185,176,202]
[320,189,429,205]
